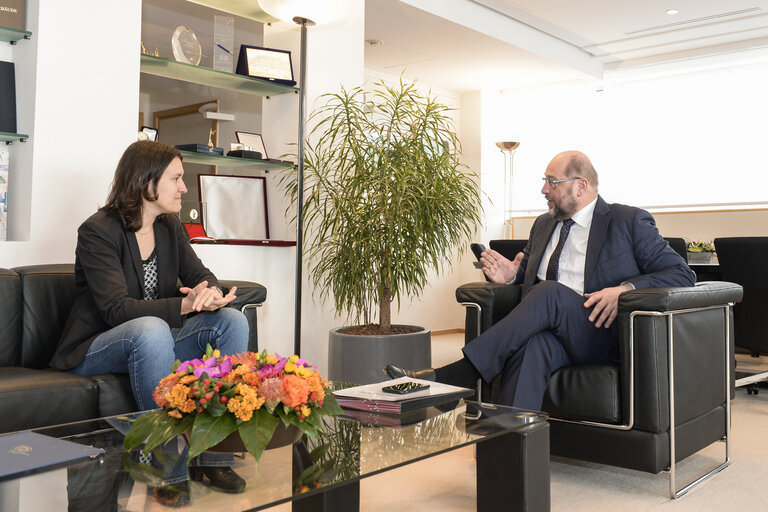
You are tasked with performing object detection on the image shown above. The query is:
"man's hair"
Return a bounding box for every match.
[100,140,182,231]
[564,153,599,188]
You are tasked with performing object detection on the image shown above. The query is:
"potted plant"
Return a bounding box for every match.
[686,239,716,264]
[282,79,482,383]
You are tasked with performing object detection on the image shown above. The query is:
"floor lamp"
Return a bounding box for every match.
[496,141,520,238]
[260,1,335,357]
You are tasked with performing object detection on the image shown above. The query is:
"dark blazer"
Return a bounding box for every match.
[50,210,219,370]
[516,196,695,293]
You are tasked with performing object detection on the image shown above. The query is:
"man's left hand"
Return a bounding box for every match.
[583,283,633,328]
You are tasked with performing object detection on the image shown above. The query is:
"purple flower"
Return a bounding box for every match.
[193,356,232,379]
[175,358,205,374]
[175,355,232,379]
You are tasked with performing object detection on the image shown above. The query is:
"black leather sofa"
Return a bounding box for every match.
[0,264,266,434]
[456,278,743,497]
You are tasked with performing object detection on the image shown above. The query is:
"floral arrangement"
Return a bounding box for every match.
[124,345,342,464]
[686,240,715,253]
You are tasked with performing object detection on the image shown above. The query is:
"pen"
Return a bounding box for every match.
[216,43,231,54]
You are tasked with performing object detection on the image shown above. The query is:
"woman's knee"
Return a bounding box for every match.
[217,307,249,351]
[130,316,174,351]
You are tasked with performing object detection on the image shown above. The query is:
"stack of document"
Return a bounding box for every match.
[333,377,474,414]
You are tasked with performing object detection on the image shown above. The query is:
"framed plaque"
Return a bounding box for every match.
[235,131,267,159]
[235,45,296,86]
[0,0,26,31]
[197,174,269,240]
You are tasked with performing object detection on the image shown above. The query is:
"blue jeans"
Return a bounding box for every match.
[70,307,249,484]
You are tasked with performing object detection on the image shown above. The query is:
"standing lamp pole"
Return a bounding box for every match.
[495,141,520,238]
[294,17,314,357]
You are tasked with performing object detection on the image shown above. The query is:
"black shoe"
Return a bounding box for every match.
[383,364,436,381]
[189,466,246,494]
[150,481,190,508]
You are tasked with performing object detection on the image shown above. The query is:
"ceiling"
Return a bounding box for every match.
[364,0,768,92]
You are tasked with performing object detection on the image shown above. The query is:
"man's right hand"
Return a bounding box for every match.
[480,249,523,284]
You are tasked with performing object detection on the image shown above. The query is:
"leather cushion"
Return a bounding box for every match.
[13,264,76,369]
[0,366,100,433]
[0,269,22,366]
[90,373,137,417]
[542,365,621,424]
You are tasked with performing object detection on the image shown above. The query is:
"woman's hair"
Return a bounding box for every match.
[101,140,182,231]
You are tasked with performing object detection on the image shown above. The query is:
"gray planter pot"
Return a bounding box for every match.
[687,251,715,264]
[328,326,431,385]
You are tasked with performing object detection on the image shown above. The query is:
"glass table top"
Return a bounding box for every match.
[0,400,547,511]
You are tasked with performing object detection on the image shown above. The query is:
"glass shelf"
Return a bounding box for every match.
[184,0,278,23]
[179,150,293,171]
[0,132,29,143]
[0,25,31,43]
[140,54,297,97]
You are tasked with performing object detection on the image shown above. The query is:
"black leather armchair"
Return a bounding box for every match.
[456,279,743,497]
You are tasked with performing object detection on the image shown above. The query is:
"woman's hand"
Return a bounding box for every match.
[180,280,238,314]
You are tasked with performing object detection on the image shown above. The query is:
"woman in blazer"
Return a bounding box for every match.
[51,140,249,504]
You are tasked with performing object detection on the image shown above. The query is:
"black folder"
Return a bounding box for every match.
[0,432,105,480]
[0,61,17,134]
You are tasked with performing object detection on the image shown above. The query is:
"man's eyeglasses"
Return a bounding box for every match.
[542,177,582,188]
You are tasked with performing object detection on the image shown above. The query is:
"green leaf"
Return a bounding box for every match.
[124,410,185,452]
[206,399,227,417]
[187,412,239,461]
[238,409,279,464]
[320,393,344,415]
[144,413,194,454]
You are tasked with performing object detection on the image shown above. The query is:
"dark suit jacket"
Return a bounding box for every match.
[516,196,695,293]
[50,210,219,370]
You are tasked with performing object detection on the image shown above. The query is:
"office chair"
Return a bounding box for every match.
[714,237,768,394]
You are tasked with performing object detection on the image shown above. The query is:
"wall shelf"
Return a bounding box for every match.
[179,150,293,171]
[1,132,29,143]
[140,54,297,97]
[0,26,31,43]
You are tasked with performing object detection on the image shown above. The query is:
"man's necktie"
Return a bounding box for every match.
[546,218,575,281]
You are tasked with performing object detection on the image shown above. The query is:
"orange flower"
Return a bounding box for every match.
[168,384,192,409]
[168,410,183,419]
[227,383,265,422]
[179,375,198,385]
[305,373,326,402]
[282,374,310,408]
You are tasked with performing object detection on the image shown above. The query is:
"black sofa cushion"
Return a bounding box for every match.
[0,367,100,432]
[0,268,22,366]
[542,365,621,424]
[15,264,76,369]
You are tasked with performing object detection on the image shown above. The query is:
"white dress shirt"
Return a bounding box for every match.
[536,197,598,296]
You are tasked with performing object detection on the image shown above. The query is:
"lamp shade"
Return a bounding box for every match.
[258,0,345,26]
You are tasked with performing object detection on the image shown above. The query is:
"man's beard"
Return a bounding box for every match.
[548,190,578,221]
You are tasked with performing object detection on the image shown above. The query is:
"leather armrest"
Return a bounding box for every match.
[456,282,522,342]
[618,281,743,315]
[616,281,741,432]
[220,280,266,353]
[220,280,267,308]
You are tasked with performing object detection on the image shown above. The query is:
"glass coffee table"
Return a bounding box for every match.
[0,400,549,512]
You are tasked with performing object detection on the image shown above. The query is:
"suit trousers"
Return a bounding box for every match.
[462,280,617,410]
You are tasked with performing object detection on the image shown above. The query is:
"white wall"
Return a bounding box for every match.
[0,0,141,265]
[483,57,768,216]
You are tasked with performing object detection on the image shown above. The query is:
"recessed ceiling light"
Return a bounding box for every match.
[666,9,679,15]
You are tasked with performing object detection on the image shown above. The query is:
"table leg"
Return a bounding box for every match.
[292,482,360,512]
[476,422,550,512]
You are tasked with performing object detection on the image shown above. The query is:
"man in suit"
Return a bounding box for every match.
[386,150,695,409]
